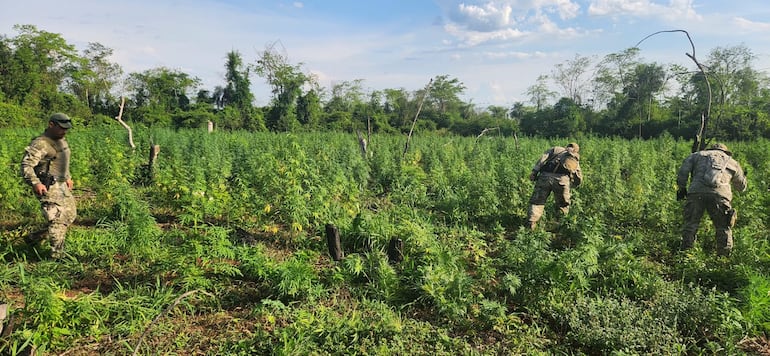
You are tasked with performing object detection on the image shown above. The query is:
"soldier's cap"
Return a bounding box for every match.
[566,142,579,153]
[709,143,732,156]
[49,113,73,129]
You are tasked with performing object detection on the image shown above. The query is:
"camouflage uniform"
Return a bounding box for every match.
[677,143,747,256]
[20,114,77,258]
[526,143,583,230]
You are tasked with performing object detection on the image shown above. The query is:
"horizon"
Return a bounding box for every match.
[2,0,769,108]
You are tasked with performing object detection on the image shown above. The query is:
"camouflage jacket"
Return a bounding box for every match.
[20,134,71,187]
[677,149,746,200]
[532,146,583,186]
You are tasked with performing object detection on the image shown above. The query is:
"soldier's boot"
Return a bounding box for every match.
[716,230,733,257]
[526,205,544,231]
[50,242,65,260]
[49,225,67,260]
[680,233,696,251]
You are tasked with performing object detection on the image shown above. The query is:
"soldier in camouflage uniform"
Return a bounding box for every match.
[677,143,747,256]
[20,113,77,259]
[526,142,583,230]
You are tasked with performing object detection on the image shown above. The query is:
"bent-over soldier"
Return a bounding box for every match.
[677,143,747,256]
[526,142,583,230]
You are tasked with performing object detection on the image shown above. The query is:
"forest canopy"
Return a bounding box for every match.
[2,24,769,140]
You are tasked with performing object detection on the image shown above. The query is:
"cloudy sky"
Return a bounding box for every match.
[2,0,769,107]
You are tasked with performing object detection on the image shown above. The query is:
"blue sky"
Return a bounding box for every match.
[2,0,769,107]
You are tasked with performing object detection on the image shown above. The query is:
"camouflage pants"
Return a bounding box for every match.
[681,193,735,256]
[527,173,572,228]
[38,181,77,256]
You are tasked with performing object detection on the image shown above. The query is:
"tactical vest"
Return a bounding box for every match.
[541,150,579,175]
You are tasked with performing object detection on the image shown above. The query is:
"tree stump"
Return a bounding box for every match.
[387,237,404,263]
[326,224,343,261]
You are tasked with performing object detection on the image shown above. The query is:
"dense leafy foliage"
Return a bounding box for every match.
[2,25,770,141]
[0,127,768,354]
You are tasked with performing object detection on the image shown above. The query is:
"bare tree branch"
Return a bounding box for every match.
[636,29,712,151]
[115,96,136,149]
[475,127,500,140]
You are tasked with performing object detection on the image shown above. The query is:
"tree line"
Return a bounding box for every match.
[1,24,769,140]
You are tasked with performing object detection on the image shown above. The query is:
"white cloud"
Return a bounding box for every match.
[444,23,528,46]
[482,50,539,59]
[454,2,514,31]
[733,17,770,32]
[3,0,769,107]
[537,0,581,20]
[587,0,702,22]
[443,0,586,47]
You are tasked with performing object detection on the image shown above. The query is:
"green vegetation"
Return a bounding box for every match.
[1,128,768,354]
[2,25,770,141]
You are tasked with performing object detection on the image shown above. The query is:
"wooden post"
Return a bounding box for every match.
[387,237,403,263]
[0,304,6,336]
[514,132,520,150]
[326,224,343,261]
[356,130,367,158]
[148,145,160,167]
[143,144,160,184]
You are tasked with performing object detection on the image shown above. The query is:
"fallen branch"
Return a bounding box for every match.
[475,127,500,140]
[131,289,213,356]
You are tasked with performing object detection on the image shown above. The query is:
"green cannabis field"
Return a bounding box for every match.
[1,127,769,355]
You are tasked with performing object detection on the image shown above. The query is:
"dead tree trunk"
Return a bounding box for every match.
[356,130,368,158]
[403,79,433,159]
[514,132,520,150]
[115,96,136,149]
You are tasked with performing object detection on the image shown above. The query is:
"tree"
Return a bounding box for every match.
[254,42,313,131]
[325,79,365,113]
[428,75,465,114]
[592,48,640,110]
[551,54,592,105]
[551,97,586,137]
[699,45,768,138]
[297,88,322,129]
[526,75,556,110]
[125,67,200,126]
[383,88,413,131]
[0,24,82,113]
[602,62,667,138]
[66,42,123,118]
[220,50,262,130]
[486,105,509,120]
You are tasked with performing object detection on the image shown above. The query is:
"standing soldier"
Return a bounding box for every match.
[677,143,747,256]
[526,142,583,230]
[20,113,77,259]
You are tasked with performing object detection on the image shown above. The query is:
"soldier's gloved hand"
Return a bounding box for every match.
[676,188,687,201]
[529,171,538,181]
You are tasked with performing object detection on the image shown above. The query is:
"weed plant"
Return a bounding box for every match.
[0,127,768,354]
